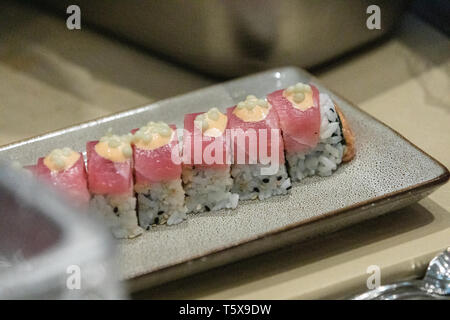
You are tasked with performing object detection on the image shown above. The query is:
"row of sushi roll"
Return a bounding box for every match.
[22,82,355,239]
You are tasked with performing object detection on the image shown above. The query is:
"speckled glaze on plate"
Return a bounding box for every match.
[1,67,448,291]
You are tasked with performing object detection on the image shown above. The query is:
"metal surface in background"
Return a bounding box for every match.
[0,163,124,299]
[39,0,408,77]
[352,248,450,299]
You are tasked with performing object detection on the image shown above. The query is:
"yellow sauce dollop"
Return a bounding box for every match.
[44,147,81,171]
[95,134,133,162]
[133,121,174,150]
[283,82,314,111]
[233,95,270,122]
[194,108,227,137]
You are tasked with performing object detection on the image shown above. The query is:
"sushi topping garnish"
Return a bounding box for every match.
[43,147,80,172]
[283,82,314,111]
[233,95,270,122]
[133,121,174,150]
[96,133,133,162]
[194,107,227,137]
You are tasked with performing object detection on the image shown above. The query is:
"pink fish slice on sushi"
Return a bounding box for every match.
[86,141,133,196]
[87,134,143,239]
[267,83,321,154]
[132,124,181,188]
[183,110,230,168]
[226,95,291,201]
[268,82,355,181]
[182,108,238,213]
[32,148,90,205]
[131,121,187,229]
[226,98,285,166]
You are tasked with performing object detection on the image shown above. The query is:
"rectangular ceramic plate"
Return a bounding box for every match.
[1,67,448,291]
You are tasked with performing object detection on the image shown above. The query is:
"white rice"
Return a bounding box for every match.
[182,166,239,213]
[90,194,143,239]
[286,93,345,181]
[231,163,291,200]
[136,179,187,229]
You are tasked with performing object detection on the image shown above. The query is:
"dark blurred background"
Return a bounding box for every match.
[0,0,448,147]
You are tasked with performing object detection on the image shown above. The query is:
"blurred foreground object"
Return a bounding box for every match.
[0,162,124,299]
[39,0,408,77]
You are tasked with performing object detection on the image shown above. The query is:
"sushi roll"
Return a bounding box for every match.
[87,134,143,239]
[267,82,355,181]
[182,108,239,213]
[31,147,90,205]
[227,95,291,200]
[132,121,187,229]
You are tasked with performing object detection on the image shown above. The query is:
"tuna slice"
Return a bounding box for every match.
[34,154,91,204]
[86,141,133,195]
[267,85,321,154]
[183,113,229,169]
[226,105,285,165]
[132,124,181,186]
